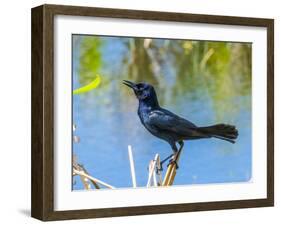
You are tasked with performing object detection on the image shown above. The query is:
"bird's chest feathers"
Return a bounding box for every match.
[138,105,158,133]
[138,106,151,123]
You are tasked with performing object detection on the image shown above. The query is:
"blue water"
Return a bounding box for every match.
[72,36,252,190]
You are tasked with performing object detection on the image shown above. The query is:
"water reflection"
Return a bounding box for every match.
[72,35,252,189]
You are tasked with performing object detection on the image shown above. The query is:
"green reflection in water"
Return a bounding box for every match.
[77,36,251,122]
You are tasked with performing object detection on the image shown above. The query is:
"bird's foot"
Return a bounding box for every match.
[156,164,163,174]
[159,153,174,170]
[167,158,179,169]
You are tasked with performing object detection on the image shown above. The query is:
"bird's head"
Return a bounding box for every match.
[123,80,158,103]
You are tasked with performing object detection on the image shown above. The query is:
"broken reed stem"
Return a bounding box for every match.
[80,175,91,190]
[162,148,183,186]
[73,155,100,189]
[155,155,163,185]
[128,145,137,188]
[80,165,100,189]
[147,154,161,187]
[89,177,100,189]
[73,169,115,189]
[147,159,157,187]
[81,168,100,189]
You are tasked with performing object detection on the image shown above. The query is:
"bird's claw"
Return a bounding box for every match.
[167,158,179,169]
[156,165,163,174]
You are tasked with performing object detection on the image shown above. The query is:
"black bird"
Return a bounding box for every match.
[123,80,238,169]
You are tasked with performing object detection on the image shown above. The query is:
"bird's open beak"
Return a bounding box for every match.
[123,80,136,89]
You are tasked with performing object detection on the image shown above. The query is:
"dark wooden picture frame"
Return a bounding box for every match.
[31,4,274,221]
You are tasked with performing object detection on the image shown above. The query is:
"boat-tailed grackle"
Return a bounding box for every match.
[123,80,238,170]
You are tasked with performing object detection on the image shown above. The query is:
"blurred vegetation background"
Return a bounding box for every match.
[75,36,251,121]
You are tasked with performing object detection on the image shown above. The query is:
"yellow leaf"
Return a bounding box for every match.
[73,75,101,95]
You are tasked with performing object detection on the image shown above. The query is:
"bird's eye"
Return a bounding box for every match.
[137,84,144,90]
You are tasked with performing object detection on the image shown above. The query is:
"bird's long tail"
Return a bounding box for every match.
[197,124,238,143]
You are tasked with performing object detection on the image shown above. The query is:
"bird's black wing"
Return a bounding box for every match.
[148,109,206,138]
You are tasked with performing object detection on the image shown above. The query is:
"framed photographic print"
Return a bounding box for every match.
[31,4,274,221]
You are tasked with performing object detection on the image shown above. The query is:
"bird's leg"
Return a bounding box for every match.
[174,140,184,162]
[167,142,180,169]
[168,141,184,169]
[159,154,174,171]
